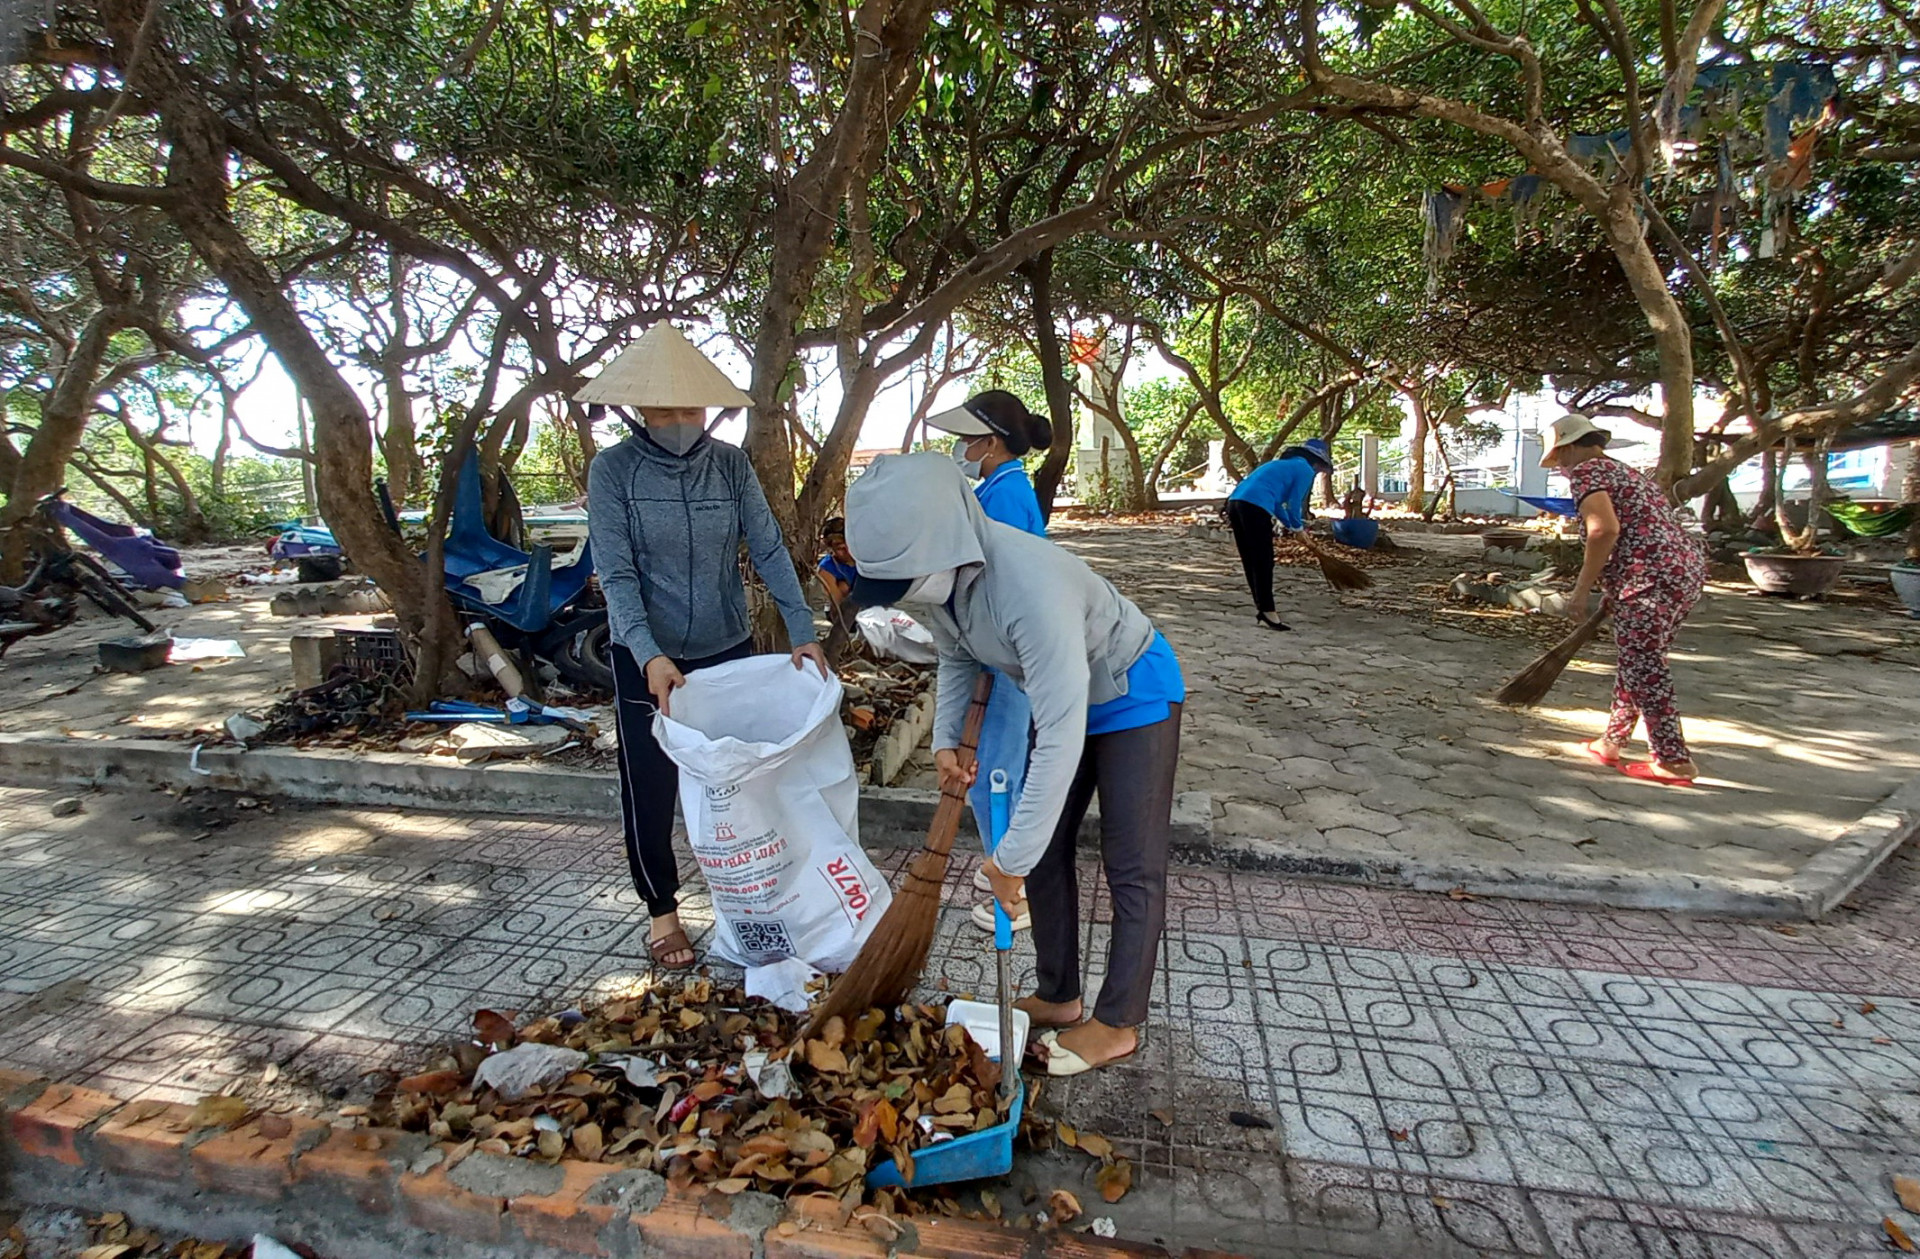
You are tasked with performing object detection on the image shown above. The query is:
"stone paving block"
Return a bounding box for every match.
[1287,789,1405,838]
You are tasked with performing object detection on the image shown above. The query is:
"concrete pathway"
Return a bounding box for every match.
[2,786,1917,1257]
[1052,519,1920,892]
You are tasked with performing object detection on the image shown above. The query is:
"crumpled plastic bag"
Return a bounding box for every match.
[472,1042,588,1100]
[745,957,821,1013]
[252,1238,303,1259]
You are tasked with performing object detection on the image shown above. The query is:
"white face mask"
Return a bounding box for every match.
[899,568,957,606]
[951,439,984,480]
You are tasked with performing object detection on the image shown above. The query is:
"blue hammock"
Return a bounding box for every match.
[48,499,184,590]
[1499,490,1578,517]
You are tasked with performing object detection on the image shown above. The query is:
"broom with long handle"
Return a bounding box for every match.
[1290,532,1374,592]
[806,670,995,1034]
[1494,600,1610,705]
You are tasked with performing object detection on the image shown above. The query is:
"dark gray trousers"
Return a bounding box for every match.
[1024,703,1182,1028]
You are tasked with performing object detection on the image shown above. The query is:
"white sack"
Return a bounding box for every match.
[854,606,938,663]
[654,654,890,973]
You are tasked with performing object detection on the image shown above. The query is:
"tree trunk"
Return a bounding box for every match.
[138,62,449,664]
[0,308,119,579]
[379,249,424,504]
[1599,197,1696,488]
[1751,447,1779,532]
[1405,394,1429,516]
[1026,254,1075,517]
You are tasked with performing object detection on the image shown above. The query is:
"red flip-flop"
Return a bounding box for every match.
[1582,742,1622,767]
[1620,761,1696,787]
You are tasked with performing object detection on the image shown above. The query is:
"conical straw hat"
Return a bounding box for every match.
[573,323,754,408]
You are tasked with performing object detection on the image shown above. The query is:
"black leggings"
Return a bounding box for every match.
[611,637,754,917]
[1024,703,1182,1029]
[1226,499,1277,615]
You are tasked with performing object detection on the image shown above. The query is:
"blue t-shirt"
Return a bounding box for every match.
[1227,457,1316,530]
[974,462,1047,536]
[1086,632,1185,735]
[818,554,857,586]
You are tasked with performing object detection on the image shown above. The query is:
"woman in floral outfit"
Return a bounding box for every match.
[1541,415,1709,784]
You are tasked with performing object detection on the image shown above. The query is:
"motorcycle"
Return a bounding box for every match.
[0,492,157,656]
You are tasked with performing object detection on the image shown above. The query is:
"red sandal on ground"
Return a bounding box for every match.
[1620,759,1698,787]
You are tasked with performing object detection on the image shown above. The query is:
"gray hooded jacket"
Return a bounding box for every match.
[845,452,1155,877]
[587,430,816,665]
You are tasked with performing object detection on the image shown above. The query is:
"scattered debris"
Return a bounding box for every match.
[1227,1111,1272,1130]
[1894,1174,1920,1213]
[376,978,1076,1215]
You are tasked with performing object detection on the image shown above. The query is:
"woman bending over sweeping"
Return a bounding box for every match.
[1541,414,1708,785]
[580,324,829,969]
[845,452,1183,1076]
[922,389,1051,935]
[1225,438,1335,632]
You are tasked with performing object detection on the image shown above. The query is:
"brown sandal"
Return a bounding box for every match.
[648,927,696,970]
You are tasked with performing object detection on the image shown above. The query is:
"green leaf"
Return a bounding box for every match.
[686,17,708,37]
[701,73,722,101]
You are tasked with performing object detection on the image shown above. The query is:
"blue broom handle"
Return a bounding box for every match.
[987,769,1013,951]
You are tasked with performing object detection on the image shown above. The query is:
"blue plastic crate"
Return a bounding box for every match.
[865,1074,1023,1189]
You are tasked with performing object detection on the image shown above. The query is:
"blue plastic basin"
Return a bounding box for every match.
[865,1074,1023,1189]
[1331,519,1379,550]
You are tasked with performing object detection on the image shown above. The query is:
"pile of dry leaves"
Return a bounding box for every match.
[55,1211,288,1259]
[372,977,1119,1216]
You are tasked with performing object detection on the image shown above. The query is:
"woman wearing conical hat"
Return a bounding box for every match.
[577,324,828,970]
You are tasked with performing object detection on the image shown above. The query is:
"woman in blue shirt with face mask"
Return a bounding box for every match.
[923,390,1052,932]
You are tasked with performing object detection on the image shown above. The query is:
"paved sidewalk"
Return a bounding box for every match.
[2,786,1917,1257]
[1056,520,1920,891]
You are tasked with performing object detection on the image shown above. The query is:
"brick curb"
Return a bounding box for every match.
[0,734,1214,852]
[0,1070,1219,1259]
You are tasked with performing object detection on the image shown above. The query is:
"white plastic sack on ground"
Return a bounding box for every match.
[854,606,938,663]
[653,653,890,973]
[746,956,822,1013]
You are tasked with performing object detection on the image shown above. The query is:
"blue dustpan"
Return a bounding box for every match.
[867,768,1025,1190]
[866,1077,1023,1188]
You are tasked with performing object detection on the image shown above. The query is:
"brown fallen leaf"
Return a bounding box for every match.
[1388,1128,1410,1142]
[1094,1158,1133,1204]
[1049,1189,1082,1225]
[398,1069,465,1096]
[473,1009,517,1047]
[853,1102,881,1149]
[1076,1132,1115,1160]
[1430,1195,1451,1210]
[1447,887,1475,901]
[980,1189,1003,1220]
[1861,1002,1879,1015]
[256,1113,293,1140]
[1148,1109,1174,1128]
[1887,1217,1916,1253]
[77,1247,134,1259]
[677,1007,706,1030]
[806,1040,850,1074]
[1056,1121,1079,1150]
[536,1129,564,1160]
[1895,1174,1920,1214]
[690,1080,728,1101]
[573,1122,605,1161]
[712,1178,751,1195]
[1875,1037,1895,1046]
[186,1095,253,1131]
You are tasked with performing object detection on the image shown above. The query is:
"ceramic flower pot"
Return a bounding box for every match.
[1742,552,1846,598]
[1891,563,1920,616]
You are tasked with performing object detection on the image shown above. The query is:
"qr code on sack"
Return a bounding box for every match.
[731,919,794,958]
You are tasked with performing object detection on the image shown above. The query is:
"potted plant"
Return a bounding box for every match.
[1741,446,1850,599]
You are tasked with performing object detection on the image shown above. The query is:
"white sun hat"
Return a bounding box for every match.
[1538,413,1611,466]
[573,323,753,409]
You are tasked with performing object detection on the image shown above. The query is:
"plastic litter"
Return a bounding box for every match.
[252,1237,303,1259]
[1091,1219,1117,1238]
[471,1042,588,1100]
[741,1049,793,1100]
[170,637,247,661]
[744,956,820,1013]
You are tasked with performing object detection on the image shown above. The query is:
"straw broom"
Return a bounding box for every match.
[1494,601,1609,705]
[1296,535,1373,592]
[806,671,995,1033]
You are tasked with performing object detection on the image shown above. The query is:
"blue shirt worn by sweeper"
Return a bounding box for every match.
[1227,456,1317,531]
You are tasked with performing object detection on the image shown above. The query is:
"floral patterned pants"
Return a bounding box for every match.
[1605,583,1702,764]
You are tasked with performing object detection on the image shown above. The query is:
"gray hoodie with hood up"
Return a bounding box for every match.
[587,428,816,667]
[845,452,1156,877]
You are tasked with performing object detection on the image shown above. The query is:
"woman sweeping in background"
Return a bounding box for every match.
[1541,415,1708,785]
[923,390,1051,933]
[1225,438,1334,631]
[846,452,1183,1075]
[579,324,829,969]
